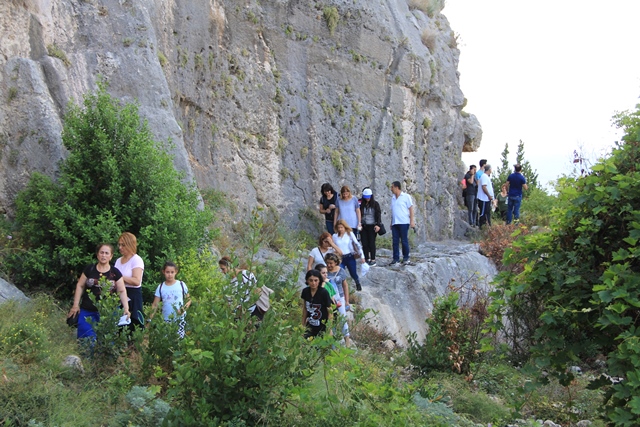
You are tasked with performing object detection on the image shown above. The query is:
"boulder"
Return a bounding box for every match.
[0,277,29,304]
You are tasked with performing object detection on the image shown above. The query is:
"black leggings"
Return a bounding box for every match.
[361,224,377,261]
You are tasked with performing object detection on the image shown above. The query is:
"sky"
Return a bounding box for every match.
[444,0,640,188]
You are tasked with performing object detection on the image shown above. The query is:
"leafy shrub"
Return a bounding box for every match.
[520,186,562,227]
[8,83,212,295]
[113,386,171,426]
[408,283,489,376]
[165,219,311,425]
[486,104,640,425]
[322,7,339,36]
[83,276,134,363]
[165,282,308,425]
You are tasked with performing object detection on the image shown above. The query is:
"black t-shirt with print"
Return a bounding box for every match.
[80,263,123,312]
[301,286,333,336]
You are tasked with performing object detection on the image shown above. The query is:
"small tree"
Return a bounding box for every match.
[491,142,511,192]
[9,84,212,294]
[515,140,539,195]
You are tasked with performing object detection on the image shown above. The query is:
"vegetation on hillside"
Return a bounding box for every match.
[4,83,212,296]
[1,90,639,426]
[486,104,640,425]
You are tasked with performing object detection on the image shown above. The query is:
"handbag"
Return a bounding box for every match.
[350,233,362,258]
[66,312,79,328]
[377,223,387,236]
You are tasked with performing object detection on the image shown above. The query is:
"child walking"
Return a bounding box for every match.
[150,261,191,338]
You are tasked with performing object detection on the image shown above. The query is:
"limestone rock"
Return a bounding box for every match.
[0,0,482,242]
[62,355,84,374]
[357,241,496,346]
[462,113,482,152]
[380,339,396,351]
[0,277,29,304]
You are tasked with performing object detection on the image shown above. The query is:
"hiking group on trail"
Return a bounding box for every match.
[65,180,423,343]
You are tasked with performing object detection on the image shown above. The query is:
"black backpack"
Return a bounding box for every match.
[158,281,187,302]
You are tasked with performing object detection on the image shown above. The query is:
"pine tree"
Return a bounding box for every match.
[515,139,539,196]
[491,142,511,192]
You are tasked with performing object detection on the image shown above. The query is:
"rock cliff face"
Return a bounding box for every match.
[0,0,482,239]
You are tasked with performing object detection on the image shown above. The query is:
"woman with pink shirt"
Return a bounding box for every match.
[115,232,145,330]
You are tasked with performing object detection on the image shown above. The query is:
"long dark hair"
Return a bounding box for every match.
[320,183,335,196]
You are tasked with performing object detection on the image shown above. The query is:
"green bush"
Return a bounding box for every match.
[408,288,488,376]
[486,103,640,425]
[165,280,309,425]
[83,277,135,364]
[113,386,171,426]
[8,83,212,295]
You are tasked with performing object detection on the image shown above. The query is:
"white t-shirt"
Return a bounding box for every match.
[308,246,335,268]
[332,232,363,259]
[477,173,494,202]
[154,281,188,321]
[391,192,413,225]
[115,254,145,288]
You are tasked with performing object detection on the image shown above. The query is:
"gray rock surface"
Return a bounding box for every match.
[0,277,29,304]
[357,241,496,346]
[62,355,84,374]
[1,0,481,240]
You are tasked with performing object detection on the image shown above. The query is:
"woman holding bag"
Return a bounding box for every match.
[359,187,382,266]
[332,219,365,291]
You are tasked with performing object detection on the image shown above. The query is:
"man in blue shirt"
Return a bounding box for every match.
[506,164,529,224]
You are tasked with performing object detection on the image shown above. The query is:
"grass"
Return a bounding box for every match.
[157,51,167,67]
[0,284,609,426]
[7,87,17,102]
[46,44,71,67]
[408,0,446,17]
[421,27,437,52]
[323,6,339,36]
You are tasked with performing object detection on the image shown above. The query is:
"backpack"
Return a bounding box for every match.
[159,281,186,302]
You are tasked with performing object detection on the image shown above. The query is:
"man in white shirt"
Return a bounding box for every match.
[477,164,495,228]
[389,181,415,266]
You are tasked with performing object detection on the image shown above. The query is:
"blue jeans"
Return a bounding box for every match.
[507,195,522,224]
[325,220,334,235]
[391,224,410,262]
[340,253,360,286]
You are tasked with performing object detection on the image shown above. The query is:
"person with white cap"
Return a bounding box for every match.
[359,187,382,266]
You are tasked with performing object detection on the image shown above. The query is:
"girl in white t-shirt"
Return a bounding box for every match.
[115,232,145,329]
[150,261,191,338]
[306,232,343,271]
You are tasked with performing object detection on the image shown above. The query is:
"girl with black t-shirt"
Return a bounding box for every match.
[301,269,333,338]
[318,183,338,235]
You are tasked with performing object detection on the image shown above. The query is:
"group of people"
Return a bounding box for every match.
[66,231,276,342]
[318,181,416,268]
[67,232,149,340]
[463,160,529,228]
[66,180,421,344]
[303,181,417,340]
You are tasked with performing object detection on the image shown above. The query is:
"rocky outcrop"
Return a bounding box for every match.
[358,242,496,346]
[0,0,481,239]
[0,277,29,304]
